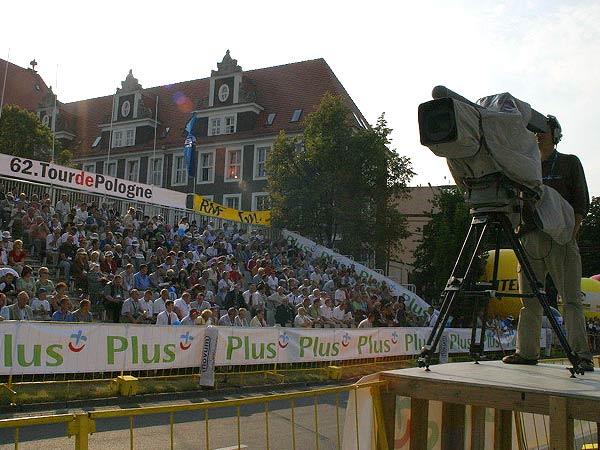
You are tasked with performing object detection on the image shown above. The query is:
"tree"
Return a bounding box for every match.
[267,93,414,267]
[579,196,600,276]
[412,187,471,303]
[0,104,73,165]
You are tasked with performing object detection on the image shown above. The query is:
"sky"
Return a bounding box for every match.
[2,0,600,195]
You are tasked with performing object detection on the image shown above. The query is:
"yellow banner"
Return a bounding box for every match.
[193,195,271,226]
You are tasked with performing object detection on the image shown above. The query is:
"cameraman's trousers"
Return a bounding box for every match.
[516,230,592,360]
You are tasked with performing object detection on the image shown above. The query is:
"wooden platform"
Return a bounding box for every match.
[377,361,600,450]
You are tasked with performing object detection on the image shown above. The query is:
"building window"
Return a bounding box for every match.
[224,115,235,134]
[172,154,187,186]
[223,194,241,210]
[113,131,123,148]
[148,156,163,186]
[91,136,102,148]
[125,159,139,182]
[198,150,214,183]
[201,195,214,202]
[105,161,117,177]
[254,146,270,179]
[83,163,95,173]
[125,129,135,146]
[225,149,242,181]
[112,128,135,148]
[290,109,303,122]
[218,84,230,102]
[266,113,276,126]
[252,192,270,211]
[210,118,221,136]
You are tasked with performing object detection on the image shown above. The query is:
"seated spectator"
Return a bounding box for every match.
[134,264,151,290]
[181,308,200,325]
[174,292,192,320]
[197,309,213,326]
[218,307,237,326]
[333,301,354,327]
[155,299,178,325]
[31,287,52,320]
[35,267,55,296]
[9,239,27,275]
[234,308,250,327]
[51,296,74,322]
[140,290,155,323]
[358,312,375,328]
[72,298,94,322]
[294,307,313,328]
[0,272,18,304]
[101,251,118,275]
[120,289,146,323]
[250,308,267,327]
[149,266,166,289]
[153,289,170,319]
[0,293,9,320]
[15,265,36,299]
[275,296,295,327]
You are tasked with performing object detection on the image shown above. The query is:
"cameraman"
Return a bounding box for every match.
[503,116,594,371]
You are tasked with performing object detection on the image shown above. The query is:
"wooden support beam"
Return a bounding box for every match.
[494,409,512,450]
[410,398,428,450]
[470,406,486,450]
[379,391,396,450]
[442,402,465,450]
[549,396,573,450]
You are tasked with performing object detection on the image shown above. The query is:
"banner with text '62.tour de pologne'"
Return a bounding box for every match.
[1,154,187,209]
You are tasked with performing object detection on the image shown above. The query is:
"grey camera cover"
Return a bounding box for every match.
[477,93,542,191]
[533,185,575,245]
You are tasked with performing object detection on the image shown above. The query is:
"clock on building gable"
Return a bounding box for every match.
[215,78,234,106]
[118,94,134,120]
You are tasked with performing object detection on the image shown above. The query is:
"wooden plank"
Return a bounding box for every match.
[470,406,486,450]
[441,402,465,450]
[494,409,512,450]
[379,391,396,450]
[549,396,573,450]
[410,398,428,450]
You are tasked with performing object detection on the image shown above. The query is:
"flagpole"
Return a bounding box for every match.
[106,88,117,176]
[51,64,58,163]
[152,94,159,184]
[0,48,10,120]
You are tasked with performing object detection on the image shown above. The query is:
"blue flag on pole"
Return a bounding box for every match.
[183,114,197,178]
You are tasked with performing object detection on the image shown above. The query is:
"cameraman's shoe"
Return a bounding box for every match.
[502,353,538,365]
[579,359,595,372]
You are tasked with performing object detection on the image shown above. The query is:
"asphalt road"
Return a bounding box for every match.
[0,390,349,450]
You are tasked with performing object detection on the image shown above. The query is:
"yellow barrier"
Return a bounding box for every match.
[0,380,388,450]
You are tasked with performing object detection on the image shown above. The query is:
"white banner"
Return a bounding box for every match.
[0,154,187,209]
[281,230,431,316]
[0,322,206,375]
[215,326,542,366]
[0,322,542,375]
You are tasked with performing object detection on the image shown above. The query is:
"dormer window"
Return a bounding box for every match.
[218,84,230,102]
[92,136,102,148]
[209,115,236,136]
[224,116,235,134]
[290,109,303,122]
[112,128,136,148]
[210,118,221,136]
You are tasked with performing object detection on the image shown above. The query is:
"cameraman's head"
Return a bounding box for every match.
[536,115,562,156]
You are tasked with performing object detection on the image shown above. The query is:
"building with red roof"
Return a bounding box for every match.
[5,52,369,211]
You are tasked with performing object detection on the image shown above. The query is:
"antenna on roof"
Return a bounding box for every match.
[29,59,37,72]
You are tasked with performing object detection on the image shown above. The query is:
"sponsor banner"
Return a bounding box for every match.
[198,326,218,387]
[0,322,206,375]
[215,326,543,366]
[1,153,187,209]
[281,230,431,316]
[193,195,271,226]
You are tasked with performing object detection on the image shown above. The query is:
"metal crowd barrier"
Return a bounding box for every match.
[0,380,388,450]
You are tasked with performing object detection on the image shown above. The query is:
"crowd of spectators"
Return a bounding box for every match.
[0,187,430,328]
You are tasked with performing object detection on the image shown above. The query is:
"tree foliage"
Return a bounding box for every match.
[0,104,73,165]
[579,196,600,276]
[266,93,414,266]
[412,186,471,302]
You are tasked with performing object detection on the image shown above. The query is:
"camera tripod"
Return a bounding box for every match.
[417,210,586,378]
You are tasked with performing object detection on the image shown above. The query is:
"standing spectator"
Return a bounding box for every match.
[58,235,77,281]
[103,274,125,323]
[72,249,90,291]
[55,194,71,222]
[174,292,193,320]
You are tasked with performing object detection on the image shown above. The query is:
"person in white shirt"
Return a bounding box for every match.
[319,297,337,327]
[334,285,347,304]
[155,300,178,325]
[426,306,439,327]
[234,308,250,327]
[139,290,154,322]
[250,284,266,313]
[218,307,237,326]
[242,284,256,308]
[174,292,192,320]
[333,302,354,327]
[250,308,267,327]
[152,289,169,318]
[120,289,146,324]
[294,307,313,328]
[30,288,51,321]
[358,313,375,329]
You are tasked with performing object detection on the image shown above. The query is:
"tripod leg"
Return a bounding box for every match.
[503,221,583,376]
[419,218,490,369]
